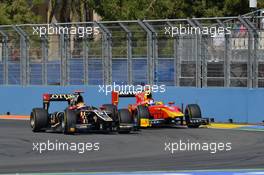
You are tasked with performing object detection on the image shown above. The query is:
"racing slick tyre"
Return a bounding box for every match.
[135,105,150,128]
[30,108,48,132]
[102,104,118,123]
[185,104,202,128]
[118,109,132,134]
[63,109,77,134]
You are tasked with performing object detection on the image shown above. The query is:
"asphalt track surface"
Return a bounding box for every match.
[0,119,264,174]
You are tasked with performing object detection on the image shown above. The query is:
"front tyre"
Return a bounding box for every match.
[63,109,77,134]
[185,104,202,128]
[118,109,132,134]
[30,108,48,132]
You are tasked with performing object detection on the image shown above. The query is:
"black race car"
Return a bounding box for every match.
[30,91,134,134]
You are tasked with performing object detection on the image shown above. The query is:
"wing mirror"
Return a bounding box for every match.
[168,101,175,106]
[100,106,106,110]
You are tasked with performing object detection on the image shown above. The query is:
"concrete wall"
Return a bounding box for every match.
[0,86,263,123]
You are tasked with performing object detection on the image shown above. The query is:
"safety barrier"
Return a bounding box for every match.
[0,86,263,123]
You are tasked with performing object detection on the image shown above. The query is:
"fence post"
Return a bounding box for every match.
[0,30,8,85]
[119,22,132,85]
[65,30,71,86]
[41,33,48,85]
[50,23,68,86]
[238,16,258,88]
[83,31,89,85]
[144,21,158,84]
[217,19,231,87]
[167,21,180,86]
[96,22,112,85]
[192,19,208,88]
[187,19,202,87]
[13,26,29,86]
[244,18,259,88]
[138,21,154,85]
[225,34,231,87]
[54,24,67,86]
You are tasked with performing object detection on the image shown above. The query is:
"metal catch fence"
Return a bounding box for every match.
[0,12,264,88]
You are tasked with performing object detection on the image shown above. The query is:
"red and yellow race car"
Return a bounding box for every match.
[110,90,209,128]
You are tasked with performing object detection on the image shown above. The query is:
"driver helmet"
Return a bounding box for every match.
[76,95,85,108]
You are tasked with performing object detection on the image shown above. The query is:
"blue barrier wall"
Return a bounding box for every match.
[0,86,263,123]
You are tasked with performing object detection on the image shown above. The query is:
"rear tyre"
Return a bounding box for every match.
[185,104,202,128]
[63,109,77,134]
[118,109,132,134]
[30,108,48,132]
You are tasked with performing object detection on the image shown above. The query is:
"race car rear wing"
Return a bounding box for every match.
[42,93,78,110]
[111,91,146,106]
[112,91,138,106]
[43,94,76,102]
